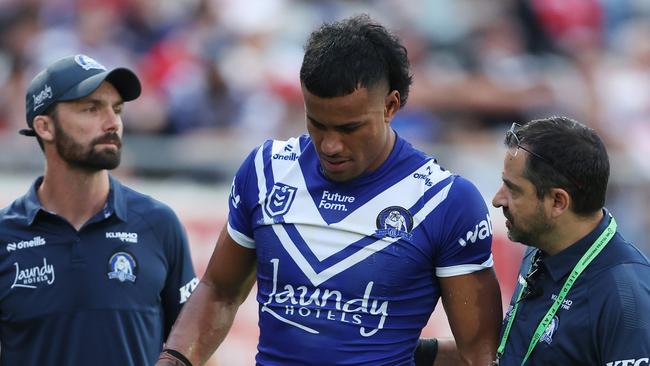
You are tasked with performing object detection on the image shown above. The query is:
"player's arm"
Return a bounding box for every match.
[438,268,502,365]
[157,225,257,366]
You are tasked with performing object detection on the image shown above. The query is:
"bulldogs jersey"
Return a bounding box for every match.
[228,134,494,365]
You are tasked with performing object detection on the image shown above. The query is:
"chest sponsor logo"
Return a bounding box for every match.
[107,251,137,283]
[458,213,492,247]
[607,359,650,366]
[11,257,55,289]
[375,206,413,241]
[262,258,389,337]
[539,315,559,345]
[318,190,355,212]
[264,183,297,217]
[106,231,138,244]
[230,177,241,208]
[179,277,199,304]
[6,236,46,252]
[550,293,573,310]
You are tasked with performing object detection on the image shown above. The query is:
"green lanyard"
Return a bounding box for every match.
[496,217,617,365]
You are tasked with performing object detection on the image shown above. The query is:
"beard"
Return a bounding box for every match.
[504,203,554,246]
[54,118,122,171]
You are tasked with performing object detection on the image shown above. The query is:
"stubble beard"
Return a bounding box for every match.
[54,121,122,171]
[506,204,554,246]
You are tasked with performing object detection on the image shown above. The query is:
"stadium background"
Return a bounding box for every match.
[1,0,649,365]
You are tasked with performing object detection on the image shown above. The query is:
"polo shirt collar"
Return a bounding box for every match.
[24,176,44,225]
[542,208,613,282]
[108,175,127,222]
[23,175,127,225]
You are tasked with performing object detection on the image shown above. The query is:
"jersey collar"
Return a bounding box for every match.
[542,208,613,282]
[23,175,127,225]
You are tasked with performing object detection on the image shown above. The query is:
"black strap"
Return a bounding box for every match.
[162,348,194,366]
[414,338,438,366]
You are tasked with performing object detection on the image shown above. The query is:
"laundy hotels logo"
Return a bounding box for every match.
[262,258,389,337]
[11,257,55,289]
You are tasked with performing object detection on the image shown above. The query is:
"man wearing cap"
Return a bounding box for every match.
[0,54,197,365]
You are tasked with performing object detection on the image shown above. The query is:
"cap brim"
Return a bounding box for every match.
[58,67,141,103]
[19,128,37,136]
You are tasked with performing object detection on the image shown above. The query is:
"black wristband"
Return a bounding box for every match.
[414,338,438,366]
[161,348,194,366]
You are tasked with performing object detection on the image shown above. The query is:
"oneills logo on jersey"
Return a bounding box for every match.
[375,206,413,241]
[264,183,298,218]
[6,236,46,252]
[107,252,137,283]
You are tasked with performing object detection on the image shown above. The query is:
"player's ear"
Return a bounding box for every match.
[384,90,400,123]
[33,115,55,142]
[547,187,571,218]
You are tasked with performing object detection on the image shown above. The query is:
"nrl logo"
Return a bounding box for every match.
[264,183,297,218]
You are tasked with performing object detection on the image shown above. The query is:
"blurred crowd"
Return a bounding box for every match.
[0,0,649,249]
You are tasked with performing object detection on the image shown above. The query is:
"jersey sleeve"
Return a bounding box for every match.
[227,145,262,249]
[433,176,494,277]
[157,205,197,338]
[593,263,650,361]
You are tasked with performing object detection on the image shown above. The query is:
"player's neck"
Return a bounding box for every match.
[539,210,604,256]
[38,163,111,231]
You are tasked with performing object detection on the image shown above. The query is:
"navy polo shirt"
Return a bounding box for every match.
[498,210,650,365]
[0,176,197,366]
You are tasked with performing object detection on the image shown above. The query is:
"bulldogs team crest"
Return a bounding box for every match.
[375,206,413,240]
[107,252,137,283]
[540,315,559,345]
[264,183,298,218]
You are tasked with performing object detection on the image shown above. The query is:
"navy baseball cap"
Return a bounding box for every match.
[21,54,142,137]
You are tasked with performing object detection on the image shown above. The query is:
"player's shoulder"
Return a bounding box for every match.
[0,194,29,227]
[587,240,650,310]
[261,135,310,160]
[112,178,178,222]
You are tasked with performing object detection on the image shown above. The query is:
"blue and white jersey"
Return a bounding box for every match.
[228,134,494,365]
[498,210,650,365]
[0,176,197,366]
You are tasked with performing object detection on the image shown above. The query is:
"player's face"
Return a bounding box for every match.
[303,84,399,182]
[51,82,124,171]
[492,149,554,245]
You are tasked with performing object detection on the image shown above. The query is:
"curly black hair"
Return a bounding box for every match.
[300,14,412,107]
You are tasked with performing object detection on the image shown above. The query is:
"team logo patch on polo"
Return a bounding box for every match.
[264,183,297,217]
[375,206,413,240]
[540,315,559,345]
[107,252,137,283]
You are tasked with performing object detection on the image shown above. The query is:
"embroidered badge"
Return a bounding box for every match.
[264,183,298,218]
[107,252,137,283]
[375,206,414,240]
